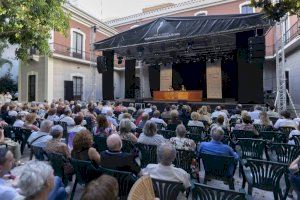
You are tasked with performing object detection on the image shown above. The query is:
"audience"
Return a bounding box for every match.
[198,106,212,124]
[150,110,167,128]
[187,112,205,128]
[100,134,141,175]
[94,114,115,137]
[274,110,298,129]
[161,105,171,121]
[170,124,196,151]
[81,175,118,200]
[288,123,300,145]
[253,111,273,126]
[137,121,166,146]
[137,112,149,130]
[167,110,182,131]
[71,130,101,165]
[0,123,21,162]
[211,106,228,123]
[267,105,280,118]
[23,113,39,131]
[118,119,138,143]
[289,156,300,199]
[13,113,25,128]
[106,110,118,127]
[45,125,70,158]
[27,120,53,147]
[234,115,259,135]
[248,105,262,121]
[68,115,86,149]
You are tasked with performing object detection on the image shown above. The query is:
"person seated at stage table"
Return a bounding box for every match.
[181,85,186,91]
[187,112,205,128]
[198,126,239,177]
[137,121,166,146]
[170,124,196,151]
[100,134,141,175]
[167,110,182,131]
[234,115,259,135]
[274,110,298,129]
[211,106,228,123]
[150,110,167,128]
[168,86,174,91]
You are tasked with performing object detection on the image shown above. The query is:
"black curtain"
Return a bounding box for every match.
[102,50,114,100]
[125,59,136,98]
[172,61,206,92]
[236,31,264,104]
[148,65,160,96]
[221,58,238,100]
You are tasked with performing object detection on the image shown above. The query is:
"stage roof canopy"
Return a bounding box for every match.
[95,13,272,62]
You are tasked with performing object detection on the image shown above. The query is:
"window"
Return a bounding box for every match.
[73,76,83,100]
[72,31,83,59]
[28,75,36,102]
[241,5,254,14]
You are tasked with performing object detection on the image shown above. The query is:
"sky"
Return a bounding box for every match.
[74,0,188,21]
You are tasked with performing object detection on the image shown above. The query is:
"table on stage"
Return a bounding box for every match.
[153,91,203,102]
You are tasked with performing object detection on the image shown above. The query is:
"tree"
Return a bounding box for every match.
[251,0,300,21]
[0,0,70,60]
[0,39,12,68]
[0,71,17,93]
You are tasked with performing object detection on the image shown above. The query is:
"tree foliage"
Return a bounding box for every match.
[251,0,300,21]
[0,71,17,93]
[0,0,70,60]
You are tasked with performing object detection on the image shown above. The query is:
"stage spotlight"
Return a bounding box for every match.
[117,56,123,64]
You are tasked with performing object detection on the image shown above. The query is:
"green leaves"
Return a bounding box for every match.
[0,0,70,60]
[251,0,300,21]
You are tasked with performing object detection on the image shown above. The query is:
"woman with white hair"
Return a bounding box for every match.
[137,121,166,146]
[187,112,205,128]
[17,160,66,200]
[118,119,138,143]
[170,124,196,151]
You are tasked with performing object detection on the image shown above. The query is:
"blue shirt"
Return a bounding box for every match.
[198,140,239,160]
[0,178,20,200]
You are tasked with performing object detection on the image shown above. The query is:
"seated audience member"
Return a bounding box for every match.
[13,113,25,128]
[101,101,112,115]
[198,106,212,125]
[267,105,280,118]
[274,110,298,129]
[161,105,171,121]
[46,108,59,122]
[121,113,137,130]
[93,114,115,137]
[150,110,167,128]
[210,115,229,132]
[68,115,86,149]
[127,103,136,114]
[19,104,30,116]
[289,156,300,199]
[100,134,141,175]
[170,124,196,151]
[45,125,70,158]
[59,109,75,129]
[234,115,259,135]
[142,143,191,199]
[253,111,273,126]
[248,105,262,121]
[81,175,118,200]
[27,120,53,147]
[179,105,190,127]
[137,112,149,130]
[0,123,21,162]
[23,113,39,131]
[134,109,144,126]
[85,105,97,122]
[0,149,23,199]
[8,105,18,117]
[144,103,152,114]
[17,160,66,200]
[106,110,118,127]
[71,130,101,165]
[289,123,300,145]
[167,110,182,131]
[137,121,166,146]
[0,104,9,122]
[198,126,239,176]
[187,112,205,128]
[118,119,138,143]
[211,106,228,121]
[220,105,230,117]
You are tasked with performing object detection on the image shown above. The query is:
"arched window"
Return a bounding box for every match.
[239,2,255,14]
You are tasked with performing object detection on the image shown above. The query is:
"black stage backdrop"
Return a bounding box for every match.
[221,58,238,100]
[236,31,264,104]
[102,50,114,100]
[125,59,136,98]
[149,65,160,96]
[172,61,206,94]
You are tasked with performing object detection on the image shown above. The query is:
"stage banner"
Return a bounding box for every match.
[160,64,172,91]
[206,60,222,99]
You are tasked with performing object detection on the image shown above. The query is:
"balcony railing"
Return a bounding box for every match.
[50,43,98,62]
[266,20,300,57]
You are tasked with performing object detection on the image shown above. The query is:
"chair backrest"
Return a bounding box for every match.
[16,128,32,154]
[192,183,246,200]
[4,126,15,140]
[200,153,236,179]
[273,131,289,143]
[155,123,164,130]
[166,123,177,131]
[185,133,205,144]
[269,117,279,125]
[267,143,300,164]
[254,124,273,133]
[174,149,196,174]
[90,165,138,199]
[260,131,277,141]
[151,178,185,200]
[46,151,67,178]
[236,138,266,160]
[122,139,135,153]
[187,126,205,134]
[291,135,300,146]
[5,115,16,125]
[71,158,94,185]
[245,159,288,193]
[279,126,295,135]
[84,117,93,132]
[157,130,175,139]
[31,146,47,160]
[93,135,107,152]
[135,143,157,168]
[231,130,255,139]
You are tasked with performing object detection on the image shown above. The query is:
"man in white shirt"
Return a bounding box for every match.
[106,110,118,127]
[27,120,53,147]
[13,114,25,127]
[101,101,112,115]
[211,106,228,122]
[274,111,298,129]
[248,105,262,121]
[59,109,75,129]
[142,143,191,200]
[150,110,167,128]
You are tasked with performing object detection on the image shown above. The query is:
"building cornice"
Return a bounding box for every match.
[106,0,238,27]
[63,3,118,36]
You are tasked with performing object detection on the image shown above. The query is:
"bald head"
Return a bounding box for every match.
[157,143,176,166]
[106,134,122,152]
